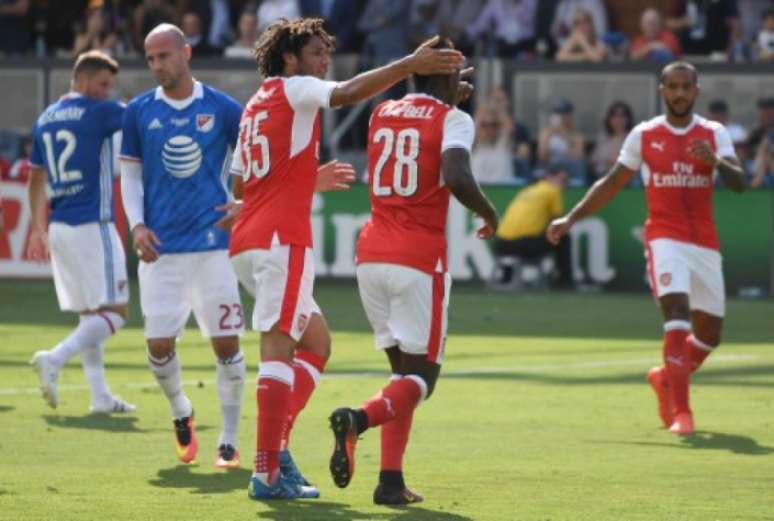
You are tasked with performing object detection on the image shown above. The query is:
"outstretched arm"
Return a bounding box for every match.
[441,148,498,238]
[26,165,49,261]
[547,162,634,244]
[329,36,464,108]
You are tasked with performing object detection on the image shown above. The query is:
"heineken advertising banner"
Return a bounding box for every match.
[311,185,772,293]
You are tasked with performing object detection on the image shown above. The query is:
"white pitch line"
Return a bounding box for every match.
[0,354,758,397]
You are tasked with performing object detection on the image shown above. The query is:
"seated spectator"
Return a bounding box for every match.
[5,136,31,184]
[537,99,585,185]
[747,96,774,150]
[133,0,177,51]
[358,0,410,68]
[466,0,538,58]
[224,10,258,59]
[755,8,774,61]
[591,101,633,179]
[72,6,118,57]
[182,11,218,57]
[707,99,747,146]
[551,0,608,46]
[492,164,573,288]
[471,104,516,184]
[752,130,774,188]
[556,8,607,62]
[630,8,681,62]
[434,0,486,55]
[258,0,300,34]
[0,0,32,57]
[667,0,740,57]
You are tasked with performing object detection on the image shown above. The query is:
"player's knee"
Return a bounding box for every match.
[695,330,721,348]
[211,335,240,359]
[405,373,437,401]
[662,300,690,320]
[147,338,175,358]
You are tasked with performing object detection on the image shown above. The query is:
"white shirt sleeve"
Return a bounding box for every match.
[284,76,339,111]
[714,124,737,159]
[442,109,475,152]
[617,125,643,171]
[120,159,144,230]
[230,146,245,178]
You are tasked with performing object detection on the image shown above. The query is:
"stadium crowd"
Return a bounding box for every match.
[0,0,773,188]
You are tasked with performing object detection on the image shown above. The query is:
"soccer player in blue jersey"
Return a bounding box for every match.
[27,50,136,415]
[119,24,245,468]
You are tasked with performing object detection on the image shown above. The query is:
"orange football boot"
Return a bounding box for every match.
[669,412,694,435]
[647,366,674,428]
[173,414,198,464]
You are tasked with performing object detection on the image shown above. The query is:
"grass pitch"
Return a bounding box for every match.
[0,280,772,521]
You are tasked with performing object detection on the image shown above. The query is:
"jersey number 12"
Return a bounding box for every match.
[41,130,83,184]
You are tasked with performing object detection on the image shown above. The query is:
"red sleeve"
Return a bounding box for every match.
[662,31,682,56]
[630,36,647,53]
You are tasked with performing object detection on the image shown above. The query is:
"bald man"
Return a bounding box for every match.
[119,24,246,469]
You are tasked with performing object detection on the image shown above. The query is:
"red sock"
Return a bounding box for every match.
[282,350,326,448]
[362,378,422,428]
[255,361,293,483]
[381,405,415,471]
[663,325,691,415]
[687,334,713,372]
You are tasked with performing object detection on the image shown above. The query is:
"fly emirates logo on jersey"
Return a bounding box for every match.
[652,161,711,188]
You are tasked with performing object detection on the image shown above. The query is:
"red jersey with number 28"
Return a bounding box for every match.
[229,75,338,255]
[356,94,475,274]
[618,114,736,250]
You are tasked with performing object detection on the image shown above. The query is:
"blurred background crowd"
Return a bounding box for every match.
[0,0,773,189]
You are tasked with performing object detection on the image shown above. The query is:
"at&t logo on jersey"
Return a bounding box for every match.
[162,135,202,179]
[652,161,710,188]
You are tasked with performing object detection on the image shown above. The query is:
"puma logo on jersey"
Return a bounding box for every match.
[650,141,665,152]
[148,118,163,130]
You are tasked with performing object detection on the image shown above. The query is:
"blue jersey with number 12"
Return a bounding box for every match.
[120,82,242,254]
[29,93,123,225]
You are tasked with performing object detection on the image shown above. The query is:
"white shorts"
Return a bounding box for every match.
[356,263,451,364]
[231,244,319,342]
[138,250,244,338]
[49,222,129,312]
[646,238,725,317]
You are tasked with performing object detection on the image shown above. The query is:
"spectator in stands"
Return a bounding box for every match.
[752,130,774,188]
[747,96,774,150]
[755,7,774,61]
[0,0,31,57]
[257,0,300,34]
[133,0,177,51]
[72,6,119,57]
[409,0,440,48]
[472,102,517,184]
[320,0,362,53]
[630,8,682,62]
[555,7,607,62]
[538,99,585,185]
[224,9,258,59]
[551,0,608,46]
[707,99,747,145]
[357,0,410,67]
[182,11,218,56]
[434,0,486,55]
[184,0,233,52]
[667,0,740,57]
[5,136,30,184]
[492,163,573,288]
[591,100,633,179]
[466,0,538,58]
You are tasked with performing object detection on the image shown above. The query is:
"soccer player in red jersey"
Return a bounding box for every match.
[228,18,464,500]
[547,62,746,435]
[326,38,498,504]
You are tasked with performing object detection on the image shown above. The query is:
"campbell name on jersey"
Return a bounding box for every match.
[30,93,123,225]
[120,81,242,254]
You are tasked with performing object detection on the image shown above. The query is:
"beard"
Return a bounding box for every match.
[665,97,695,118]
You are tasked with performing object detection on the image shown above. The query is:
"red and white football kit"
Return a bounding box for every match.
[618,114,736,317]
[356,94,474,363]
[229,75,338,340]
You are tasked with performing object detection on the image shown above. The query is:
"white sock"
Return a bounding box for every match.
[216,350,246,448]
[49,312,121,368]
[80,312,125,407]
[148,350,192,419]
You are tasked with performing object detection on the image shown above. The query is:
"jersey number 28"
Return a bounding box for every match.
[372,128,420,197]
[240,110,270,180]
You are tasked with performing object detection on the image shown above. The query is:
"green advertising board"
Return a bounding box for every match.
[311,185,773,294]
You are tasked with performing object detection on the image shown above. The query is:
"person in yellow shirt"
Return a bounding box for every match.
[493,163,573,287]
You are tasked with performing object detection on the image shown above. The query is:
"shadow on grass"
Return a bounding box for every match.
[148,465,252,494]
[607,430,774,456]
[43,414,147,433]
[0,405,15,413]
[255,500,473,521]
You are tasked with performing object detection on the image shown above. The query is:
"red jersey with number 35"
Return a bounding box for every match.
[356,94,475,274]
[229,75,337,255]
[617,114,736,250]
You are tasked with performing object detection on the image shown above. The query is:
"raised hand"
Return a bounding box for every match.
[409,35,465,76]
[546,216,572,245]
[688,139,718,166]
[315,160,356,192]
[455,66,475,105]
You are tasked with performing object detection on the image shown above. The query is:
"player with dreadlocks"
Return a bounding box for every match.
[227,17,464,500]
